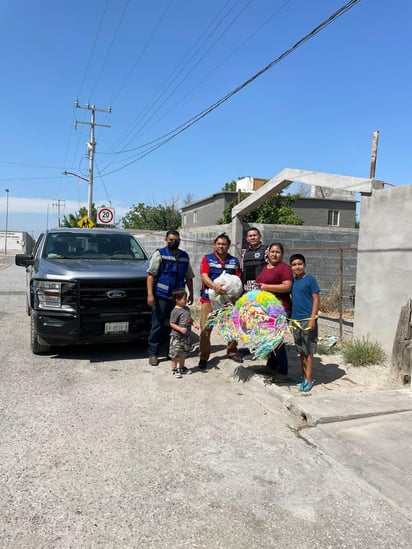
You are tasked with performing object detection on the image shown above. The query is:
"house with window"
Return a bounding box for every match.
[181,178,357,229]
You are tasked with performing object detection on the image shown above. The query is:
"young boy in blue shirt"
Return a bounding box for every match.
[290,254,320,392]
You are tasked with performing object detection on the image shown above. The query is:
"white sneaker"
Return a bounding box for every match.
[172,369,182,378]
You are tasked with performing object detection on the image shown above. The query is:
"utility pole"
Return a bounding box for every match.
[369,130,379,179]
[75,101,111,219]
[52,199,65,228]
[4,188,9,255]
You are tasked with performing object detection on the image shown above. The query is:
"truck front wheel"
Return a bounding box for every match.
[31,316,51,355]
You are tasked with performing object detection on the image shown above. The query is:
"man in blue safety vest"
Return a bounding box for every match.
[147,230,194,366]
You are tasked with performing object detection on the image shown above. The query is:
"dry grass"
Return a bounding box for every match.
[320,283,340,314]
[342,337,386,366]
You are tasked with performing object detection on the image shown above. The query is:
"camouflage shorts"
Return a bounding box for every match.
[169,335,191,359]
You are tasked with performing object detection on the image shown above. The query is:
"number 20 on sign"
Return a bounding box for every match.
[97,208,115,225]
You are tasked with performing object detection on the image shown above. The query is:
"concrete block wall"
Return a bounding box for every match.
[131,225,358,305]
[259,225,358,310]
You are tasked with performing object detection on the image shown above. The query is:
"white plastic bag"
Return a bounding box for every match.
[208,272,243,310]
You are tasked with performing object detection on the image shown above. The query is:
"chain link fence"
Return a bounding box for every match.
[287,247,357,340]
[131,229,357,341]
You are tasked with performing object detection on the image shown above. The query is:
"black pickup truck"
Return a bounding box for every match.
[15,228,152,354]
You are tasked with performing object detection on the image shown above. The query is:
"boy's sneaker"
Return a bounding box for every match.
[172,369,182,378]
[180,366,192,375]
[299,380,313,392]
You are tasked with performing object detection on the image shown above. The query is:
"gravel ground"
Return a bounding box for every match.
[1,261,411,548]
[212,339,401,399]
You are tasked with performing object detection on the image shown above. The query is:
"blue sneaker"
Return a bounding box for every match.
[299,380,313,392]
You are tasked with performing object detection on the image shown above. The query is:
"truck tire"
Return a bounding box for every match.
[31,316,51,355]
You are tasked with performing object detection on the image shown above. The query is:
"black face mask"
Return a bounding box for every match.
[167,241,179,250]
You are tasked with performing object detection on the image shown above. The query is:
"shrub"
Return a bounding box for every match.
[343,337,386,366]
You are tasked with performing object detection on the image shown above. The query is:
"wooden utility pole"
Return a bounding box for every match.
[369,130,379,179]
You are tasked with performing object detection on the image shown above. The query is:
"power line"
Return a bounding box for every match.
[99,0,291,174]
[120,0,253,145]
[109,0,176,106]
[100,0,294,157]
[138,0,294,141]
[101,0,361,177]
[0,161,64,169]
[83,0,176,175]
[74,1,131,167]
[76,0,110,101]
[104,0,239,164]
[88,0,131,99]
[94,159,112,205]
[65,0,111,173]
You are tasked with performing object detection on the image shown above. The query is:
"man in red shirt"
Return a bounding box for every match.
[198,233,243,369]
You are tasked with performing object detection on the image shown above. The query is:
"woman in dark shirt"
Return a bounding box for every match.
[256,242,292,380]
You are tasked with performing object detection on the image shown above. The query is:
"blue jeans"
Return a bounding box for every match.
[148,297,174,357]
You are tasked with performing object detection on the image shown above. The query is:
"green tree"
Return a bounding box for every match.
[121,202,181,230]
[61,203,99,227]
[222,180,237,191]
[217,193,304,225]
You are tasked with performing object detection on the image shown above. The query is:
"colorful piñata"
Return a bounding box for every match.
[205,290,292,359]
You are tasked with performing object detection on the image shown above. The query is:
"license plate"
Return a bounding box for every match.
[105,321,129,334]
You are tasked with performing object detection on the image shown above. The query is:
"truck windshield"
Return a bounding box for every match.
[43,234,147,260]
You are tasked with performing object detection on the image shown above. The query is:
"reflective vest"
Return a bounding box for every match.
[242,243,267,285]
[155,246,190,299]
[200,252,239,301]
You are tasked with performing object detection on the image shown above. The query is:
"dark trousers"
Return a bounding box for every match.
[266,344,288,376]
[147,297,174,357]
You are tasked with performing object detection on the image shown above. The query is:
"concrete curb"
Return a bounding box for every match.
[218,359,412,427]
[286,389,412,426]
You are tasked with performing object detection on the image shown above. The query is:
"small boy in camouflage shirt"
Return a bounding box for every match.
[169,290,200,378]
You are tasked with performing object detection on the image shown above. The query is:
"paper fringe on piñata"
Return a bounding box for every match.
[205,290,292,359]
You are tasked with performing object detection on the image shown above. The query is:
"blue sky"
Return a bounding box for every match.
[0,0,411,237]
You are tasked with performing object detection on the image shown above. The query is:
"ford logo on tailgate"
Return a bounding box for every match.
[106,290,127,299]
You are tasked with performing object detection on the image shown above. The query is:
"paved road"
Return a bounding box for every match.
[1,261,412,548]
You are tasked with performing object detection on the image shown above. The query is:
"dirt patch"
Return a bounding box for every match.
[237,345,402,396]
[197,327,403,396]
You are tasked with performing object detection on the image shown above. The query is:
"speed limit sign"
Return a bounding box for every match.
[97,207,115,225]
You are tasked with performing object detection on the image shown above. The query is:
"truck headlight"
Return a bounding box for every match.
[34,280,62,309]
